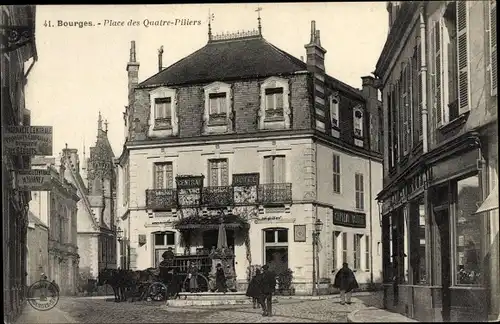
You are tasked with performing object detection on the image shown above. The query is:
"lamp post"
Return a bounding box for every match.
[312,218,324,296]
[116,227,123,269]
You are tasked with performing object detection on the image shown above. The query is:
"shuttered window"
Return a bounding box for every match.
[387,89,395,169]
[208,159,229,186]
[406,59,413,152]
[263,155,286,184]
[457,1,470,113]
[391,84,399,163]
[332,154,341,194]
[434,19,444,126]
[490,0,497,96]
[355,173,364,210]
[413,40,423,142]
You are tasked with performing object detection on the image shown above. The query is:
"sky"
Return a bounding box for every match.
[25,3,388,159]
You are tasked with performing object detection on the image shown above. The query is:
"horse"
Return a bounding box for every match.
[98,268,126,302]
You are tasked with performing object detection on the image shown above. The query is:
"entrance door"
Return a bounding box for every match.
[435,208,451,322]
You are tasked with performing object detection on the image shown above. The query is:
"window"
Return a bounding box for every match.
[365,235,370,271]
[332,231,340,270]
[332,154,341,194]
[330,95,340,128]
[412,37,423,143]
[154,162,173,189]
[489,0,497,96]
[399,62,412,156]
[265,87,284,116]
[154,97,172,128]
[454,175,482,285]
[355,173,364,210]
[354,234,362,270]
[259,77,291,129]
[353,106,364,138]
[378,106,384,153]
[409,198,427,284]
[342,232,348,264]
[154,231,176,267]
[263,155,286,184]
[123,163,130,205]
[263,228,289,274]
[148,87,178,136]
[208,159,228,186]
[209,92,227,116]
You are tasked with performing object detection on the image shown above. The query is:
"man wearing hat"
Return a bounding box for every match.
[259,264,276,317]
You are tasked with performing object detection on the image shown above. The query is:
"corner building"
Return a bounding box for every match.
[116,21,383,294]
[375,1,498,321]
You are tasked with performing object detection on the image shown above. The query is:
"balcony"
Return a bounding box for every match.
[257,183,292,205]
[202,186,234,208]
[146,189,177,210]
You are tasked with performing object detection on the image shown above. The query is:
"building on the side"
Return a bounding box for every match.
[1,4,37,322]
[375,1,498,321]
[115,18,384,294]
[29,156,80,295]
[61,117,118,281]
[26,211,49,287]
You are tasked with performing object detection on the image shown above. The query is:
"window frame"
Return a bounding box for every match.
[353,105,364,138]
[259,76,291,129]
[203,81,232,131]
[355,173,365,210]
[330,94,340,129]
[263,155,286,184]
[353,234,362,270]
[342,232,348,264]
[148,86,178,136]
[153,161,174,189]
[207,158,229,187]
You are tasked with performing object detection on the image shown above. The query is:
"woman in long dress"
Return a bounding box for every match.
[246,268,262,308]
[215,263,227,293]
[188,262,199,293]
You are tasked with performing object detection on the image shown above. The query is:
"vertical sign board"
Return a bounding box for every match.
[4,126,53,156]
[16,169,52,191]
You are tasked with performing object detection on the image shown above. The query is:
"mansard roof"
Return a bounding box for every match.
[139,36,308,88]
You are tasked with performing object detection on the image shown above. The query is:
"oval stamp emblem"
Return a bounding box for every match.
[27,280,60,311]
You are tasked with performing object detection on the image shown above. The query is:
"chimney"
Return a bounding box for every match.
[158,46,164,72]
[361,75,382,152]
[126,40,140,101]
[304,20,327,74]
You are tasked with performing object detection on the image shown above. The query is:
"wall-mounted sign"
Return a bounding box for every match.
[4,126,53,156]
[233,173,259,186]
[176,175,204,189]
[16,169,52,191]
[333,208,366,228]
[294,225,306,242]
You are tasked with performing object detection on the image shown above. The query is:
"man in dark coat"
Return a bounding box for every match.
[259,264,276,316]
[246,268,262,309]
[333,263,359,305]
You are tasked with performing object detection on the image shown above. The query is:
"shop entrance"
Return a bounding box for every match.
[435,207,451,322]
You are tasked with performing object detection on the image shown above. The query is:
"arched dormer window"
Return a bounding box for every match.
[202,81,233,134]
[148,86,178,138]
[258,77,291,130]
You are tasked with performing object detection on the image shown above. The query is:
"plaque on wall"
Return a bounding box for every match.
[332,209,366,228]
[294,225,307,242]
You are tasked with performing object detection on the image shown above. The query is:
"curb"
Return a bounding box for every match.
[277,291,375,301]
[347,309,360,323]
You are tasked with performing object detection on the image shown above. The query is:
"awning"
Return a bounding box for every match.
[474,185,498,214]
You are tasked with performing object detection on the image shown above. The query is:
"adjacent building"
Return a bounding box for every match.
[116,19,384,294]
[62,116,118,281]
[29,156,80,295]
[26,211,49,287]
[375,1,498,321]
[1,4,37,322]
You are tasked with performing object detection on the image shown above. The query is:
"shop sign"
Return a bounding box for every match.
[16,169,52,191]
[4,126,53,156]
[232,173,259,186]
[176,175,204,189]
[333,209,366,228]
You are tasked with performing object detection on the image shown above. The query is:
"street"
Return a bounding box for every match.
[17,292,385,323]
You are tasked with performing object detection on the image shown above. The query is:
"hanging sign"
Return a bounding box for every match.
[16,169,52,191]
[332,208,366,228]
[4,126,53,156]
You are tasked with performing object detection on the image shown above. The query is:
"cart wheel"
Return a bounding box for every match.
[147,282,168,301]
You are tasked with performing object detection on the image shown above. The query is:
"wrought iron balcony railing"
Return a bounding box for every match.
[146,189,177,210]
[257,183,292,205]
[201,186,234,208]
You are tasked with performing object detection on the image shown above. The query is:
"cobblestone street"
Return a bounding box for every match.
[17,292,386,323]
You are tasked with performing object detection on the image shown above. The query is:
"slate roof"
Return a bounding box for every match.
[140,36,308,87]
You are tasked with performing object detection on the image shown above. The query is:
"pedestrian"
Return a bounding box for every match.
[246,267,262,309]
[215,263,227,293]
[187,261,199,293]
[259,264,276,317]
[333,262,359,305]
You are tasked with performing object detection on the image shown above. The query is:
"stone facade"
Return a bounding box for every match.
[376,1,498,321]
[29,156,80,296]
[116,22,383,295]
[26,212,49,287]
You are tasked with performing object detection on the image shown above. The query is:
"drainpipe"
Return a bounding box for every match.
[419,5,428,154]
[369,148,374,285]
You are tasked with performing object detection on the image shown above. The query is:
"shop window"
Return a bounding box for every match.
[454,175,482,285]
[153,231,176,267]
[263,228,288,275]
[409,198,427,284]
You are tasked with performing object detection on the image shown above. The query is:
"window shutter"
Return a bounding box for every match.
[417,42,423,140]
[407,59,412,151]
[274,156,286,183]
[220,160,229,186]
[435,20,443,125]
[429,23,437,127]
[457,1,470,112]
[165,163,173,189]
[209,160,218,186]
[490,0,497,95]
[263,156,273,183]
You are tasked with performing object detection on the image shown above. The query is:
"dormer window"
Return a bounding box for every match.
[154,97,172,129]
[330,94,340,128]
[148,86,178,138]
[259,77,291,130]
[353,106,364,147]
[203,82,233,134]
[265,87,284,118]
